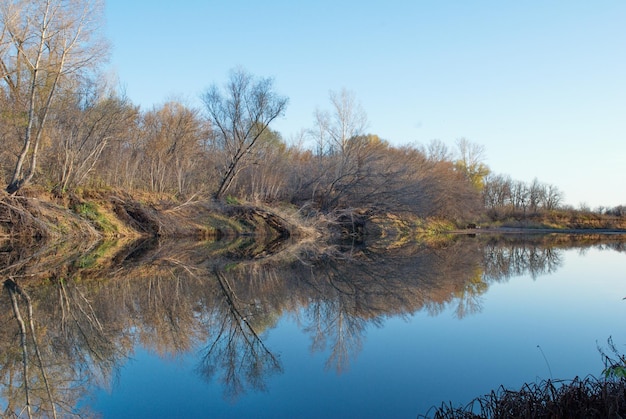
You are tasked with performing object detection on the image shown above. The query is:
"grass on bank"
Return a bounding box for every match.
[72,201,119,235]
[486,208,626,231]
[424,376,626,419]
[3,185,625,246]
[423,339,626,418]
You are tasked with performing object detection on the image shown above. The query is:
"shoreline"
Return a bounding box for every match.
[455,227,626,235]
[1,189,625,244]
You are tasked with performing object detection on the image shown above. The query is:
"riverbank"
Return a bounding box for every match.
[1,187,625,245]
[1,192,625,417]
[457,226,626,235]
[0,187,322,244]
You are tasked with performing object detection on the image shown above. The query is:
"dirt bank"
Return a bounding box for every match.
[0,188,310,244]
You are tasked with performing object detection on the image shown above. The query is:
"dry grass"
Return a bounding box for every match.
[423,376,626,419]
[0,192,100,243]
[1,187,330,246]
[488,209,626,231]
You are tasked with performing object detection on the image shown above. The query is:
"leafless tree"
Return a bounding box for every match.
[306,89,371,210]
[542,184,563,210]
[228,128,293,202]
[94,108,142,191]
[46,81,136,193]
[0,0,108,194]
[511,180,529,212]
[140,101,206,195]
[202,68,288,199]
[455,138,490,190]
[527,178,545,213]
[422,138,452,163]
[315,88,368,156]
[483,174,563,215]
[483,173,513,211]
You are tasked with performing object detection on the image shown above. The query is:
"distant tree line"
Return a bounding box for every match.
[603,206,626,217]
[483,175,564,215]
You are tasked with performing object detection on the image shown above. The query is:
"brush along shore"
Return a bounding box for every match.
[1,187,625,246]
[0,188,327,244]
[0,187,465,247]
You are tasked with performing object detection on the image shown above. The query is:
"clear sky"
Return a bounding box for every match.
[104,1,626,208]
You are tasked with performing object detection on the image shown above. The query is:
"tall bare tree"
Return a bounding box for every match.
[454,138,490,190]
[312,89,367,155]
[308,89,370,210]
[46,81,136,193]
[0,0,107,194]
[140,101,206,195]
[326,88,368,156]
[95,107,142,191]
[201,68,288,200]
[483,174,563,215]
[228,128,292,202]
[422,138,452,163]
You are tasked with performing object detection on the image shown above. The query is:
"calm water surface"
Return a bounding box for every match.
[1,235,625,418]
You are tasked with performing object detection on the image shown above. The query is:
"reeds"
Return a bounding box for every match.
[424,376,626,419]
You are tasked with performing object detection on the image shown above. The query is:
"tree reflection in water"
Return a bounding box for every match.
[0,234,623,414]
[197,268,282,401]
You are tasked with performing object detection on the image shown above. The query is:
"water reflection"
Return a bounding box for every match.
[0,234,624,415]
[197,268,283,401]
[483,238,563,280]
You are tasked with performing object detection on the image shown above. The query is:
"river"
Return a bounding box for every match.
[1,234,624,418]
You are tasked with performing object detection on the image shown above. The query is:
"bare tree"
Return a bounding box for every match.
[511,180,529,212]
[528,178,546,213]
[140,101,206,195]
[455,138,490,190]
[317,88,368,156]
[0,0,108,194]
[94,105,143,191]
[201,68,288,200]
[422,138,452,163]
[483,174,563,215]
[542,184,563,210]
[46,81,136,193]
[228,128,292,202]
[483,173,512,211]
[307,89,371,210]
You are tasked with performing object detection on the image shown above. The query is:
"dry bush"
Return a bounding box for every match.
[424,376,626,419]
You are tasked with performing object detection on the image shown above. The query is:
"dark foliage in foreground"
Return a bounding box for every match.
[422,376,626,419]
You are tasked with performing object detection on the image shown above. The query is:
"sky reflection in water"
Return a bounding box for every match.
[1,237,625,418]
[92,244,625,418]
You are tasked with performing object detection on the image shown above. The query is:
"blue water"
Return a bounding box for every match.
[86,247,626,418]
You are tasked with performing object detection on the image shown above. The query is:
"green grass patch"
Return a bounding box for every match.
[72,202,118,234]
[225,195,240,205]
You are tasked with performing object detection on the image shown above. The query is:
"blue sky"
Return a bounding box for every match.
[104,1,625,208]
